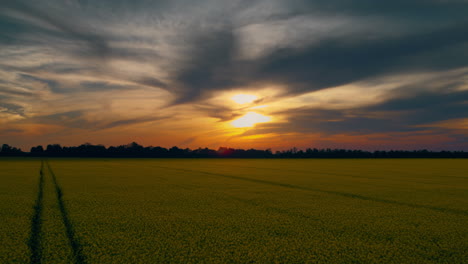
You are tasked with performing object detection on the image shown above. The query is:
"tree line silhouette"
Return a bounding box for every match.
[1,142,467,158]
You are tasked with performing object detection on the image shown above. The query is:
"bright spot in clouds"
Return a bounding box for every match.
[231,94,257,104]
[231,112,271,128]
[250,105,268,109]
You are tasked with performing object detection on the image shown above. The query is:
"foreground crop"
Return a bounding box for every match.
[0,159,467,263]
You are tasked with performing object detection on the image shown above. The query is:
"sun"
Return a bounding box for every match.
[231,112,271,128]
[231,94,257,104]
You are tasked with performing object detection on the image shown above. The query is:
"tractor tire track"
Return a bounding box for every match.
[152,165,468,216]
[45,161,87,264]
[28,160,45,264]
[200,164,465,187]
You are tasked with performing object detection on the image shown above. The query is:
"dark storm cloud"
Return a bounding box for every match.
[1,0,467,146]
[0,102,25,116]
[194,104,244,122]
[282,0,468,21]
[3,65,166,93]
[368,90,468,113]
[247,88,468,136]
[0,85,34,97]
[135,77,168,90]
[0,63,97,76]
[80,81,131,92]
[32,110,87,128]
[172,28,241,104]
[0,1,110,57]
[169,20,468,103]
[256,23,468,93]
[152,0,468,106]
[254,108,411,135]
[366,90,468,126]
[3,0,467,101]
[99,116,171,130]
[32,110,170,130]
[17,74,61,93]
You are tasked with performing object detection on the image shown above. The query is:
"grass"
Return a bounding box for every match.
[1,158,467,263]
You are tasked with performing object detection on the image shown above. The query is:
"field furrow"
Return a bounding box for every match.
[146,164,468,216]
[37,161,75,264]
[28,161,45,264]
[43,161,86,264]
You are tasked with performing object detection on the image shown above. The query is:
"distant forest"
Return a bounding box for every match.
[0,142,467,158]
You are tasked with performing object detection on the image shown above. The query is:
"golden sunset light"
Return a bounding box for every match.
[0,0,466,152]
[231,112,271,128]
[231,94,258,104]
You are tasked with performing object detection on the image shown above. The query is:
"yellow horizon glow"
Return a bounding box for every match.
[231,94,257,104]
[231,112,271,128]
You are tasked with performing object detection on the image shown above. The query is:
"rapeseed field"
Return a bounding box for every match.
[1,158,467,263]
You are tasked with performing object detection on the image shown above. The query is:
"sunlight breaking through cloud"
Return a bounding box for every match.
[231,94,258,104]
[1,0,467,150]
[231,112,271,128]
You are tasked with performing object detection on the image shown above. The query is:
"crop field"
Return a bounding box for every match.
[0,158,467,263]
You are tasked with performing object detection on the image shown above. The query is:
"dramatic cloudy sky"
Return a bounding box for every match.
[1,0,467,151]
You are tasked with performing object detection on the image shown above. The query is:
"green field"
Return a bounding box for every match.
[1,158,467,263]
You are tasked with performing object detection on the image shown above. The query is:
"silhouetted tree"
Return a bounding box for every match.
[46,144,62,154]
[1,142,467,158]
[30,145,44,154]
[0,144,23,156]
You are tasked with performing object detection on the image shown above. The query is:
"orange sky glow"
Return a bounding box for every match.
[1,1,467,151]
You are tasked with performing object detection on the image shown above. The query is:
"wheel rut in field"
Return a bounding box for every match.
[45,161,87,264]
[28,160,87,264]
[28,160,45,264]
[153,165,468,216]
[205,164,462,187]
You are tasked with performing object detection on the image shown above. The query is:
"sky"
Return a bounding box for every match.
[1,0,468,151]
